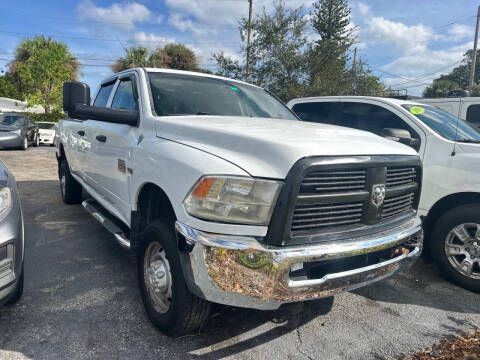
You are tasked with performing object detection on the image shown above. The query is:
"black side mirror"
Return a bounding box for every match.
[63,81,139,127]
[380,128,419,150]
[63,82,90,117]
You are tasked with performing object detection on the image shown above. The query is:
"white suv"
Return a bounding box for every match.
[288,96,480,292]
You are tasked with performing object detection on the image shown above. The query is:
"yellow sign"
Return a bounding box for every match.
[410,106,425,115]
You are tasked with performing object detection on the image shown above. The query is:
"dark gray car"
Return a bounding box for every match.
[0,159,24,306]
[0,113,39,150]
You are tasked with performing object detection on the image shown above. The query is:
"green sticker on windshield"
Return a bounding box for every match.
[410,106,425,115]
[231,86,239,91]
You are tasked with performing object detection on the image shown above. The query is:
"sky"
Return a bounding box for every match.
[0,0,478,96]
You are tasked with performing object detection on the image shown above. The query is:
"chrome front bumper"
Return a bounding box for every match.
[175,217,423,310]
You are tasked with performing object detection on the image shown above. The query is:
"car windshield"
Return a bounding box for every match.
[37,122,55,129]
[147,72,298,120]
[0,114,24,126]
[402,104,480,143]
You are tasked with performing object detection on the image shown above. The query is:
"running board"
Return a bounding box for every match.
[82,199,131,250]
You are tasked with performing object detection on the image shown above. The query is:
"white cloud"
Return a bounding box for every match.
[168,13,209,35]
[132,32,176,51]
[76,0,153,30]
[446,24,473,41]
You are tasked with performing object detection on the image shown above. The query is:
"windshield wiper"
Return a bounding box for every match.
[165,112,211,116]
[457,139,480,143]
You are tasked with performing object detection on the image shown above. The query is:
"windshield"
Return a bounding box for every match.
[0,114,24,126]
[37,122,55,129]
[147,72,298,120]
[402,104,480,143]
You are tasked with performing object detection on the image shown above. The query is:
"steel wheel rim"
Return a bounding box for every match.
[24,137,28,149]
[143,241,173,314]
[445,223,480,280]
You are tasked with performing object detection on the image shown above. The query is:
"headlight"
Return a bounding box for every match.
[0,187,12,216]
[12,129,21,136]
[184,176,282,225]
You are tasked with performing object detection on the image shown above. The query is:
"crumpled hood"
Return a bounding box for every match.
[155,116,418,179]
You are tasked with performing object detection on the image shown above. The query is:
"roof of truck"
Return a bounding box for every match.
[287,96,423,107]
[108,67,263,89]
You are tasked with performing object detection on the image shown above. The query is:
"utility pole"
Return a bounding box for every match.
[245,0,253,82]
[469,5,480,91]
[351,47,357,73]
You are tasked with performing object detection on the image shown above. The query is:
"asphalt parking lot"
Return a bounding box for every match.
[0,147,478,360]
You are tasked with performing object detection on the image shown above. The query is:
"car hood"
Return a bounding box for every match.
[0,125,18,132]
[155,116,418,179]
[39,129,55,135]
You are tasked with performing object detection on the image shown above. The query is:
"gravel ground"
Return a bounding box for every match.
[0,147,478,360]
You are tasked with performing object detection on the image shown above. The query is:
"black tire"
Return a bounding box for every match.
[59,159,82,204]
[138,220,211,337]
[431,204,480,292]
[33,135,39,147]
[6,263,24,305]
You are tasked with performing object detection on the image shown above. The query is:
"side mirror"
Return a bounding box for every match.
[63,82,90,117]
[63,81,139,127]
[380,128,419,149]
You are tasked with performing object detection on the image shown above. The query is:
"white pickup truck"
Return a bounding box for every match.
[57,68,423,336]
[288,96,480,293]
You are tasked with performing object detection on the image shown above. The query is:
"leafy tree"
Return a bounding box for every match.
[423,79,460,98]
[112,43,201,73]
[0,73,20,99]
[215,2,308,101]
[9,36,79,112]
[307,0,356,96]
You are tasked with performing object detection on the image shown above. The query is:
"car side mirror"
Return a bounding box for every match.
[380,128,419,149]
[63,82,90,117]
[63,81,139,127]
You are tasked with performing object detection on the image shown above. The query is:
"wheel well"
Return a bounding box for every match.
[424,192,480,243]
[132,183,176,248]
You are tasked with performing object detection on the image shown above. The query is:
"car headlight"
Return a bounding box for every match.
[12,129,21,136]
[184,176,282,225]
[0,187,12,216]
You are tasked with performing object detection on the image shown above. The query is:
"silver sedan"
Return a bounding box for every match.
[0,159,24,306]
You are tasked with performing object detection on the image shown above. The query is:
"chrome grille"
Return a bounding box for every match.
[382,192,415,219]
[386,167,416,188]
[299,169,367,194]
[291,202,363,232]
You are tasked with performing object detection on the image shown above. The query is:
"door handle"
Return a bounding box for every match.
[77,130,85,136]
[96,135,107,142]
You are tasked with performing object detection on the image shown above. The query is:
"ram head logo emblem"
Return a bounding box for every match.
[371,184,386,208]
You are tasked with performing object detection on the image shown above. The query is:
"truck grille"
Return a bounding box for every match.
[291,202,363,232]
[300,169,366,194]
[382,192,415,219]
[386,167,416,188]
[289,161,420,238]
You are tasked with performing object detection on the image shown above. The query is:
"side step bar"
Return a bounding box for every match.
[82,199,131,250]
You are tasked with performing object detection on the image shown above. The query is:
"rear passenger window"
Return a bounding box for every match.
[291,102,339,125]
[466,105,480,125]
[340,102,410,136]
[94,82,115,107]
[111,78,137,111]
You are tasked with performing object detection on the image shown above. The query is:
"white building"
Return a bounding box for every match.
[0,97,44,114]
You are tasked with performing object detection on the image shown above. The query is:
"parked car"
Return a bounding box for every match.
[57,69,423,336]
[0,159,24,306]
[0,113,39,150]
[36,121,56,146]
[415,97,480,130]
[288,96,480,292]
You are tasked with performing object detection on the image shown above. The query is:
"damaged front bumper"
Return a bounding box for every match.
[175,217,423,310]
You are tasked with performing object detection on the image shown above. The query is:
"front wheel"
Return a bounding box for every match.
[20,137,28,151]
[59,159,82,204]
[33,135,39,147]
[431,204,480,292]
[138,220,211,337]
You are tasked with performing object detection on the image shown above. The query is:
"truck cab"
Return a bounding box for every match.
[288,96,480,292]
[57,70,423,336]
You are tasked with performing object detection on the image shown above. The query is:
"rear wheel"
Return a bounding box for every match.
[59,159,82,204]
[138,220,211,337]
[431,204,480,292]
